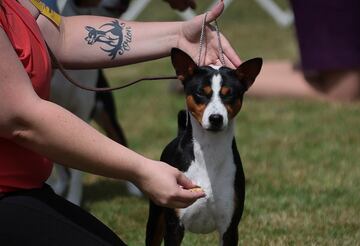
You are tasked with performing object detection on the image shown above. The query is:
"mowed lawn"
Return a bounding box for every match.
[82,0,360,245]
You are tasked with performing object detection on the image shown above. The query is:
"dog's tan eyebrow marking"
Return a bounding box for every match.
[221,86,231,96]
[186,95,206,124]
[226,99,242,120]
[203,85,212,96]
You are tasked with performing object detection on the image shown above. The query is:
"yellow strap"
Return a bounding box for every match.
[29,0,62,27]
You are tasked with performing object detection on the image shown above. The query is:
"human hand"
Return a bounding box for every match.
[135,160,205,208]
[177,0,241,68]
[163,0,196,11]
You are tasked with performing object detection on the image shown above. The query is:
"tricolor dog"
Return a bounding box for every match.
[146,48,262,246]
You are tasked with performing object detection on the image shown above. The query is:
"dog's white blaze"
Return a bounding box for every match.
[210,65,221,70]
[202,74,228,130]
[179,116,236,236]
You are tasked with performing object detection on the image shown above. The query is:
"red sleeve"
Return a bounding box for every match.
[0,8,4,29]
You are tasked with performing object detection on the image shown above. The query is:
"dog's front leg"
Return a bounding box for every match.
[146,201,166,246]
[220,224,238,246]
[164,209,185,246]
[219,201,243,246]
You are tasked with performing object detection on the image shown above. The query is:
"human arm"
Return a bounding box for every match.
[0,29,204,208]
[38,0,241,69]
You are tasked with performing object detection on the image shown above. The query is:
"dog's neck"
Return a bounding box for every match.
[187,112,235,176]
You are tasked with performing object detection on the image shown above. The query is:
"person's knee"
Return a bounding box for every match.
[305,69,360,102]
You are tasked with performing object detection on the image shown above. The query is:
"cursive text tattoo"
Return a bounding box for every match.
[84,20,132,60]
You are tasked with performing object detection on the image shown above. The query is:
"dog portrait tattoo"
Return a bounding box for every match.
[84,20,132,60]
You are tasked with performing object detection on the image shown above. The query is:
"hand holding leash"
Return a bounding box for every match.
[178,0,241,68]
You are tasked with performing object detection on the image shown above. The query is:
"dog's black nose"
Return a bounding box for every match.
[209,114,223,128]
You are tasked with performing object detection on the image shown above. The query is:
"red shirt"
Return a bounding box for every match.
[0,0,53,193]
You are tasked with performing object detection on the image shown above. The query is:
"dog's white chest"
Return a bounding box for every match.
[178,140,236,234]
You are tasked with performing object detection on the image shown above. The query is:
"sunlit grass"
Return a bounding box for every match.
[82,0,360,245]
[85,82,360,245]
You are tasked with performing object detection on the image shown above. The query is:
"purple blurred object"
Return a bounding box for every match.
[290,0,360,72]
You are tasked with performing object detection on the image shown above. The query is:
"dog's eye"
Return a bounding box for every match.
[195,90,204,97]
[196,86,212,98]
[195,88,207,98]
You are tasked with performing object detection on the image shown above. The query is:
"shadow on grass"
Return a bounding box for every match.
[82,179,145,204]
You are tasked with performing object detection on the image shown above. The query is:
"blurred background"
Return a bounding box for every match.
[53,0,360,244]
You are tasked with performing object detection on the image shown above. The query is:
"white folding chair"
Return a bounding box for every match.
[121,0,292,27]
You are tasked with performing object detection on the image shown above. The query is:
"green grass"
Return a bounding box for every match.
[81,0,360,245]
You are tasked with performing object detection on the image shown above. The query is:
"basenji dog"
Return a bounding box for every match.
[146,48,262,246]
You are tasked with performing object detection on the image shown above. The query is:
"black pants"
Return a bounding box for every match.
[0,184,126,246]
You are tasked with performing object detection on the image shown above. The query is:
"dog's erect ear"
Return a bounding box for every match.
[235,58,263,90]
[171,48,198,82]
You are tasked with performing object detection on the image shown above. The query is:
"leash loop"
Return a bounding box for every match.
[197,12,226,67]
[214,19,226,66]
[197,12,208,66]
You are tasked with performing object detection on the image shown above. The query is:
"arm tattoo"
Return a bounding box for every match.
[84,20,132,60]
